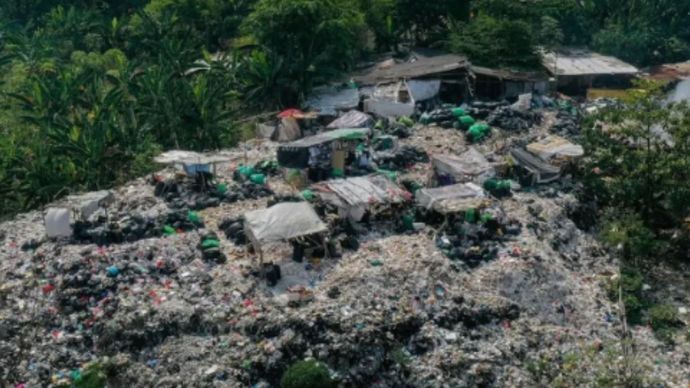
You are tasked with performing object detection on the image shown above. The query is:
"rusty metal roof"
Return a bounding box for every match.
[471,66,548,82]
[542,50,639,76]
[353,54,469,85]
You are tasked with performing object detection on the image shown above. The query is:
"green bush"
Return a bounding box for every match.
[648,303,679,343]
[281,360,334,388]
[605,269,645,324]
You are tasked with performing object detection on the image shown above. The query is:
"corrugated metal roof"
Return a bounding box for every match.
[354,54,469,85]
[471,66,548,82]
[542,50,639,76]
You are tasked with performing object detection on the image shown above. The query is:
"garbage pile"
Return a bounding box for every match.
[487,106,542,132]
[2,97,688,388]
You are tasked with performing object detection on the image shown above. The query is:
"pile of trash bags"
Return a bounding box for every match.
[436,209,521,267]
[487,107,542,132]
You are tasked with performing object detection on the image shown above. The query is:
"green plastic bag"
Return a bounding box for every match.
[301,189,315,201]
[465,208,477,223]
[480,213,493,224]
[402,214,415,231]
[459,115,475,126]
[217,183,228,194]
[163,225,176,235]
[376,169,398,181]
[468,123,490,142]
[238,165,255,176]
[249,173,266,185]
[201,239,221,249]
[399,116,414,127]
[452,107,466,117]
[187,211,202,225]
[332,168,344,178]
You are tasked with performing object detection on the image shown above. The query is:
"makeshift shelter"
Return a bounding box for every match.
[155,150,232,177]
[311,174,409,221]
[45,190,115,239]
[432,148,496,186]
[472,66,550,100]
[277,128,371,183]
[542,49,639,96]
[526,136,584,165]
[327,110,373,129]
[355,52,471,116]
[416,183,487,214]
[244,202,328,266]
[510,148,561,184]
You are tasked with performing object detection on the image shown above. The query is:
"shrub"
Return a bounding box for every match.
[648,303,679,340]
[281,360,334,388]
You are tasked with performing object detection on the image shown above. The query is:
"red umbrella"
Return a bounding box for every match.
[277,108,305,118]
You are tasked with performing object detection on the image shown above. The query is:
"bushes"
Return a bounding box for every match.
[280,360,334,388]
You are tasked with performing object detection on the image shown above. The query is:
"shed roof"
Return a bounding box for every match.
[472,66,548,82]
[354,54,469,85]
[645,61,690,81]
[542,50,639,76]
[312,174,408,209]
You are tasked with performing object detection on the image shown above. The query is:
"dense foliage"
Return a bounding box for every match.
[3,0,690,216]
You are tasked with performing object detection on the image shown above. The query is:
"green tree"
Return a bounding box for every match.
[448,14,539,69]
[243,0,366,104]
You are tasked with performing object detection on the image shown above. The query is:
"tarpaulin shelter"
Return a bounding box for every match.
[244,202,328,266]
[155,150,232,176]
[416,183,488,214]
[277,128,371,170]
[510,148,561,184]
[526,135,584,165]
[327,110,373,129]
[311,174,409,221]
[45,190,115,239]
[432,148,495,185]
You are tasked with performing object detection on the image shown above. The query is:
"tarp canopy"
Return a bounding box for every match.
[327,110,373,129]
[526,135,584,163]
[407,79,441,101]
[416,183,487,214]
[432,148,495,184]
[279,128,370,150]
[154,150,231,165]
[312,175,408,221]
[244,202,328,245]
[510,148,561,184]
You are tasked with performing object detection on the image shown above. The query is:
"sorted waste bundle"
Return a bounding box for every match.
[198,232,226,263]
[466,123,491,143]
[73,212,160,246]
[487,106,542,132]
[218,217,247,245]
[156,176,273,211]
[436,208,521,267]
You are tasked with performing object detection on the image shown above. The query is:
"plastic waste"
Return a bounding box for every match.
[106,265,120,277]
[163,225,176,236]
[249,174,266,185]
[452,107,466,117]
